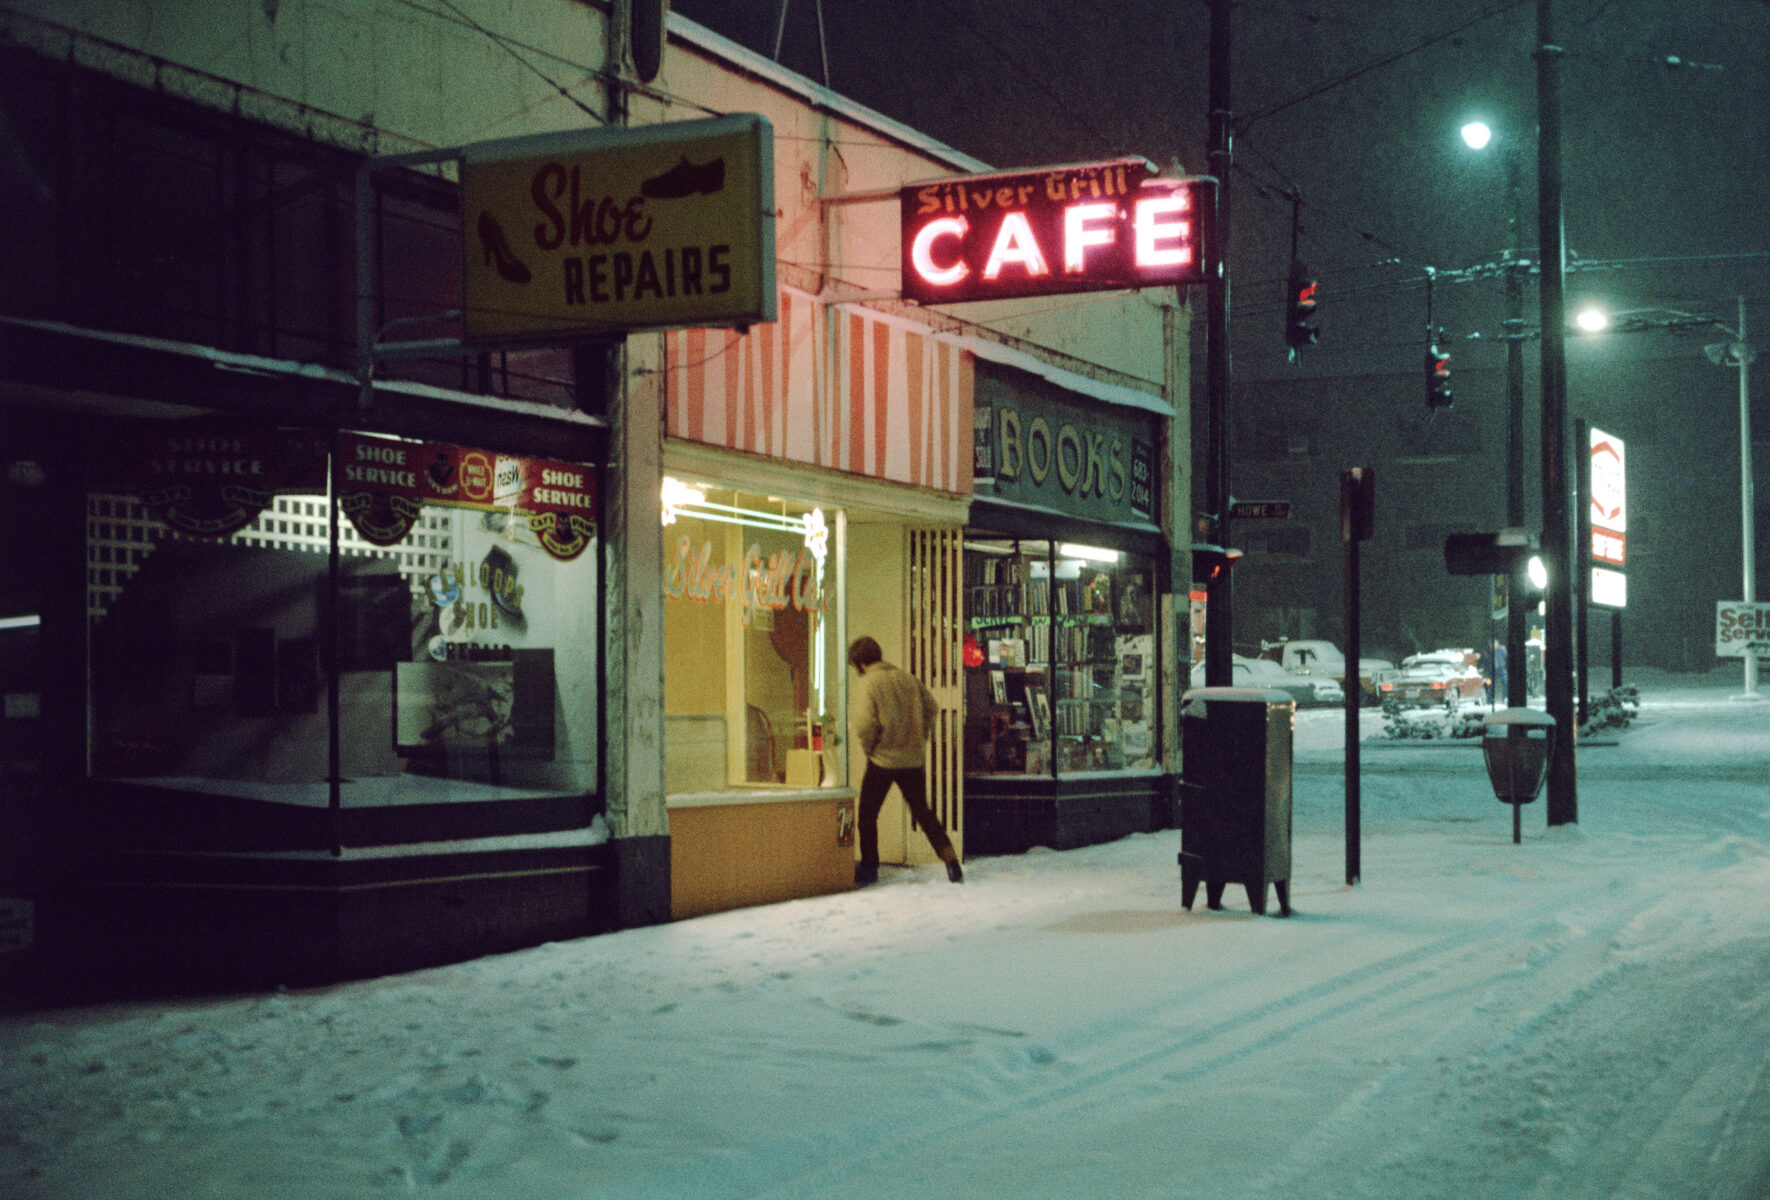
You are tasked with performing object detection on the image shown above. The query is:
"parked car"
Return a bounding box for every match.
[1378,648,1487,710]
[1261,639,1396,706]
[1191,655,1345,707]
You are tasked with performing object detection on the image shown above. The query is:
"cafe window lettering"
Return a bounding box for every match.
[963,538,1157,776]
[86,418,599,807]
[662,479,844,796]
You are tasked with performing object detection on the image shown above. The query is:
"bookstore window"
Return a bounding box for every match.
[662,479,844,797]
[86,418,600,807]
[963,538,1157,776]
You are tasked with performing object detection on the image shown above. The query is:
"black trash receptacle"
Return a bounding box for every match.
[1179,686,1295,916]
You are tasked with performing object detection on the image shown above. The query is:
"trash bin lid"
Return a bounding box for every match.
[1481,707,1556,731]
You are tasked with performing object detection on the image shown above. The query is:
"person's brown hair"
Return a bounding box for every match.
[848,636,882,668]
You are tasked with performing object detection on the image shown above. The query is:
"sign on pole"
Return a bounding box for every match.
[1589,426,1627,609]
[900,160,1212,304]
[1230,500,1290,520]
[1716,601,1770,656]
[459,114,776,343]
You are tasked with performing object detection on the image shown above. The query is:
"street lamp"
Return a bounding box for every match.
[1574,299,1761,700]
[1460,117,1530,710]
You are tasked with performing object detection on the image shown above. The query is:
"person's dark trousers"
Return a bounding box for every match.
[856,761,959,879]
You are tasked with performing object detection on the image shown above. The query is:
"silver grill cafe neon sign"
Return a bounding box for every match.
[900,159,1213,304]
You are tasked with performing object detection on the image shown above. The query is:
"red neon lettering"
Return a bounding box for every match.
[910,216,969,287]
[1134,192,1192,269]
[981,212,1050,280]
[1063,202,1117,273]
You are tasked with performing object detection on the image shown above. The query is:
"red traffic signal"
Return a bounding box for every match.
[1425,345,1453,409]
[1286,264,1320,352]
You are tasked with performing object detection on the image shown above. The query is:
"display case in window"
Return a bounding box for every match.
[962,539,1156,776]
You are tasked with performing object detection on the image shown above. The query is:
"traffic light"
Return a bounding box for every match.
[1425,344,1453,409]
[1285,262,1320,353]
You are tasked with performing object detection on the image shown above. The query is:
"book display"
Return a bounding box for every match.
[963,540,1157,776]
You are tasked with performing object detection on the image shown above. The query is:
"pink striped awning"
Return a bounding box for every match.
[665,289,973,496]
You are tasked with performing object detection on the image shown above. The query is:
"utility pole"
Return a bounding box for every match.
[1502,145,1529,710]
[1732,296,1760,698]
[1203,0,1235,687]
[1536,0,1578,824]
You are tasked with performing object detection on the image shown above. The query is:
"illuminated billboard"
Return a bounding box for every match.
[460,114,775,343]
[900,160,1212,305]
[1589,426,1626,609]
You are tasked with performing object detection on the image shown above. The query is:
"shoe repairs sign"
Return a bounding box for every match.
[459,114,776,343]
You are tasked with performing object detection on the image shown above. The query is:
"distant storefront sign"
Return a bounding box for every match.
[1716,601,1770,656]
[900,159,1212,304]
[1589,426,1627,610]
[460,114,776,343]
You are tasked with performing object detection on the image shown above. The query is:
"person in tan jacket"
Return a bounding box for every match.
[848,636,963,885]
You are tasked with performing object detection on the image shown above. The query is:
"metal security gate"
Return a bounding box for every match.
[904,526,964,862]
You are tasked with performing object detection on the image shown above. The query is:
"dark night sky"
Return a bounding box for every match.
[673,0,1770,384]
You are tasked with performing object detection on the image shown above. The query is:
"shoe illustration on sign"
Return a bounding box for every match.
[640,156,726,199]
[477,210,532,284]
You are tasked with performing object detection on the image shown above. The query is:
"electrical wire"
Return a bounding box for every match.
[421,0,610,125]
[1235,0,1533,130]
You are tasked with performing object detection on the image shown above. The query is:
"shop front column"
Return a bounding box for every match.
[604,333,671,927]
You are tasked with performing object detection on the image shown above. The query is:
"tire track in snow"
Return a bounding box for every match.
[732,888,1594,1200]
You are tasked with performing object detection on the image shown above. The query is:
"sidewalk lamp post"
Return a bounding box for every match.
[1460,118,1530,709]
[1707,299,1760,699]
[1575,298,1760,700]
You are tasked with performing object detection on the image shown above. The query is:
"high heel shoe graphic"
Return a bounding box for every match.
[477,210,532,285]
[641,156,726,199]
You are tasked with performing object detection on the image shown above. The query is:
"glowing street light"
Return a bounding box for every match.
[1458,115,1529,710]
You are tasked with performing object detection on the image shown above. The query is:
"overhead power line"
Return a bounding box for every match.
[1236,0,1532,130]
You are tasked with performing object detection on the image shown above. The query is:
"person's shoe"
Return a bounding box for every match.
[854,862,879,887]
[945,857,964,884]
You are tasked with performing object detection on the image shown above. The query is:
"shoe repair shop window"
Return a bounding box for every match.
[86,420,599,807]
[963,539,1157,776]
[661,479,843,796]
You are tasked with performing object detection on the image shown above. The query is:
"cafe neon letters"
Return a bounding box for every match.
[900,159,1213,305]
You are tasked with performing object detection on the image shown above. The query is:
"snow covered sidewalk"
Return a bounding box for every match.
[4,669,1768,1199]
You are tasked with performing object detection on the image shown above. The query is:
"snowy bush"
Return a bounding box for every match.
[1580,684,1641,736]
[1380,698,1442,739]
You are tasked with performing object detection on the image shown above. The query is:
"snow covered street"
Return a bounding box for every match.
[4,669,1769,1199]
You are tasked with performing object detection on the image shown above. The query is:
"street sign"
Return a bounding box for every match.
[1230,500,1290,520]
[1716,601,1770,656]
